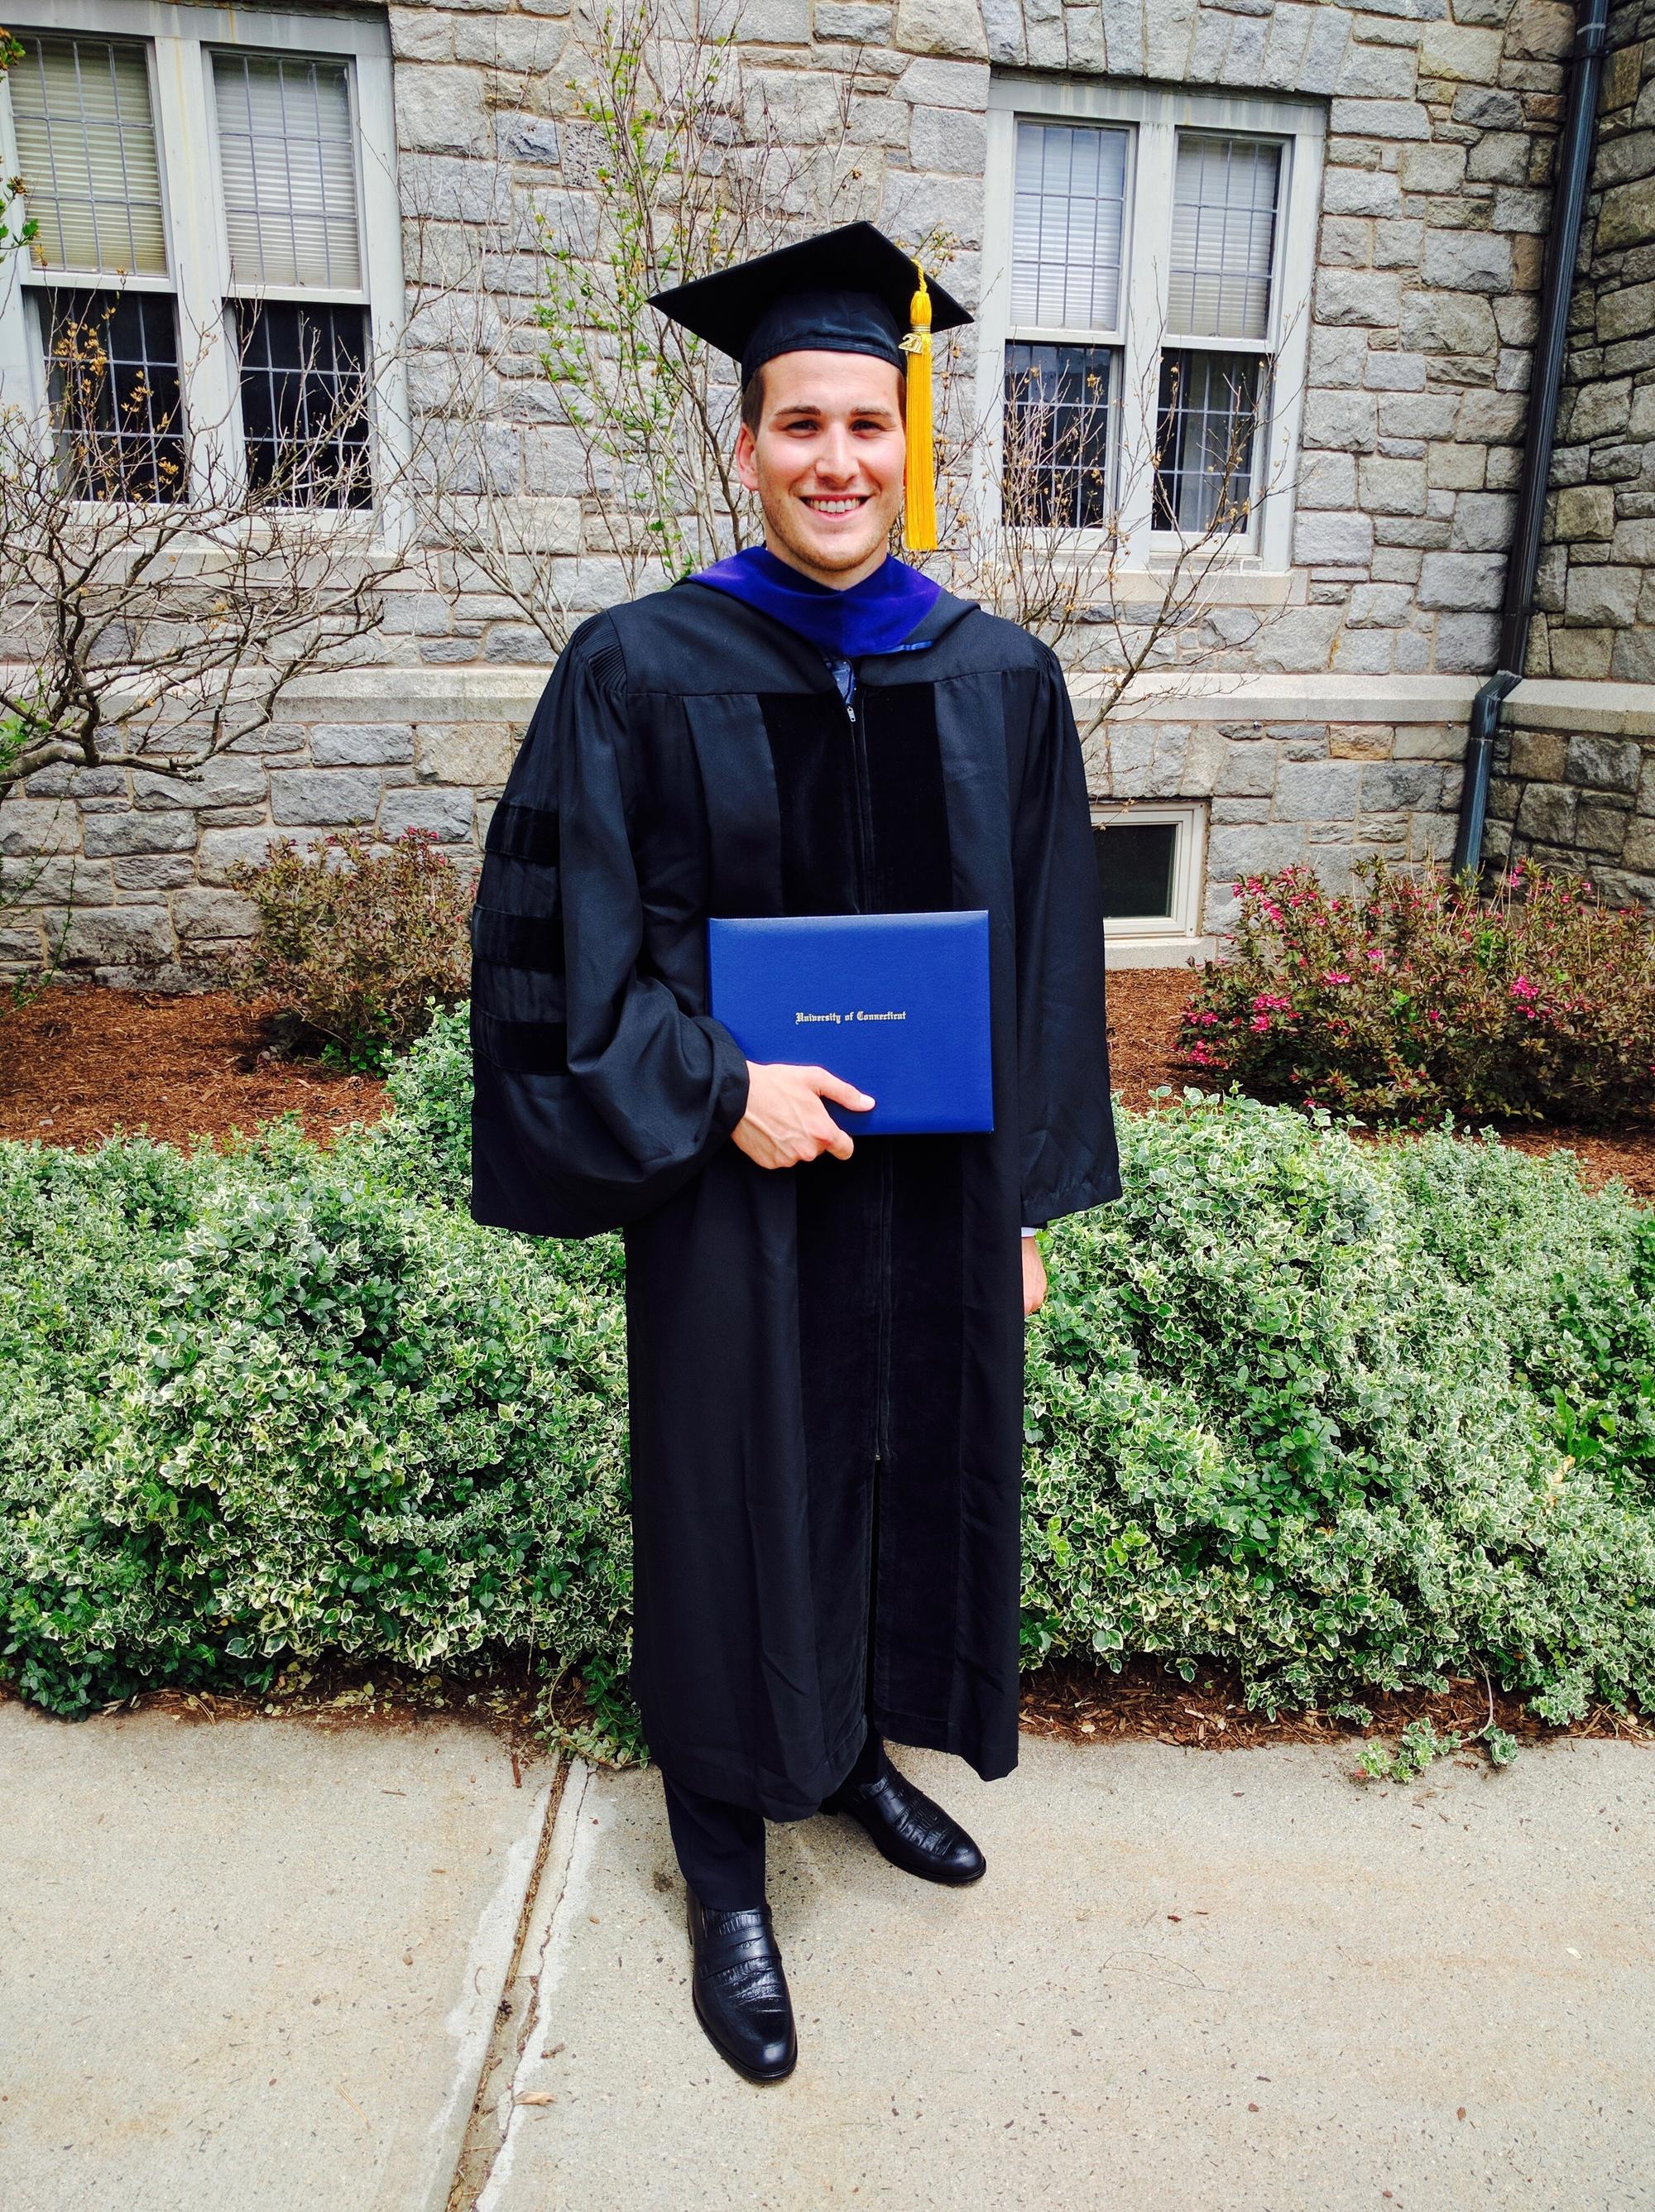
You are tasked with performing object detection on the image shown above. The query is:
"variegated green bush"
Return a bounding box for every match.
[2,1007,1652,1740]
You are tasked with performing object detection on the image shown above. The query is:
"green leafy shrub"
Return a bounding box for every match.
[0,1125,630,1723]
[228,829,472,1065]
[2,1052,1653,1742]
[1181,860,1655,1125]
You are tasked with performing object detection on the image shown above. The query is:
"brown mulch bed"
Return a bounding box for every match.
[10,1655,1643,1763]
[0,983,387,1150]
[2,970,1652,1200]
[1018,1656,1648,1755]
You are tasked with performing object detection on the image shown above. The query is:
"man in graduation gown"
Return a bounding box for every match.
[469,222,1119,2084]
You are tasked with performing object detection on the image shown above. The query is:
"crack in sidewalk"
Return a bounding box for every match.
[445,1759,594,2212]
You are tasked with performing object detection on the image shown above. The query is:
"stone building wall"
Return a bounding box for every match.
[1533,0,1655,682]
[0,0,1613,977]
[1485,691,1655,896]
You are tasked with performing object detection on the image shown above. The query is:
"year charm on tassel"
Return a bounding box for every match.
[901,264,937,554]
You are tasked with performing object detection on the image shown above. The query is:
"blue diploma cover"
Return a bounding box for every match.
[707,910,994,1135]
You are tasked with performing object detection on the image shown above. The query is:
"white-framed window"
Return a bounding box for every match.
[0,0,405,516]
[979,79,1323,573]
[1092,801,1208,959]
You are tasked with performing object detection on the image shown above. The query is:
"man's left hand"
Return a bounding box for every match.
[1022,1236,1047,1318]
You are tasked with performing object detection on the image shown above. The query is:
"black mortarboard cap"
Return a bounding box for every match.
[646,221,971,388]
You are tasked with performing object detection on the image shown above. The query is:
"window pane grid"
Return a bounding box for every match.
[1003,342,1115,530]
[236,300,372,507]
[213,55,363,291]
[43,287,185,499]
[1153,349,1263,537]
[1166,134,1281,343]
[1010,121,1128,332]
[12,36,167,276]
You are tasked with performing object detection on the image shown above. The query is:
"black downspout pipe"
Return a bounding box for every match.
[1451,0,1609,876]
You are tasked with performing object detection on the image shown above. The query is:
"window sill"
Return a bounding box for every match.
[1101,566,1302,609]
[1105,932,1215,971]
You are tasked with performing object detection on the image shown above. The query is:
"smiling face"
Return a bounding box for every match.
[734,348,907,589]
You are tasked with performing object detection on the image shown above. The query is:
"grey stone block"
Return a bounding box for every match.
[1302,387,1378,454]
[63,906,175,969]
[1206,823,1308,885]
[199,828,295,885]
[173,888,257,942]
[1451,493,1517,552]
[909,104,986,172]
[1365,350,1427,391]
[269,770,381,827]
[1610,630,1655,682]
[1331,631,1394,677]
[1491,186,1551,235]
[894,55,986,107]
[1212,738,1283,800]
[227,722,307,756]
[1569,378,1633,443]
[81,810,199,858]
[1398,142,1468,194]
[1610,516,1655,564]
[1399,291,1499,358]
[1418,552,1505,611]
[815,2,892,35]
[1297,450,1359,509]
[502,117,560,164]
[482,625,559,666]
[1576,802,1633,856]
[1329,98,1431,142]
[1420,230,1513,295]
[0,801,79,858]
[1566,733,1643,795]
[1294,511,1374,565]
[1515,782,1578,844]
[1360,761,1443,814]
[378,788,476,842]
[132,756,269,810]
[1554,484,1616,541]
[1273,761,1362,824]
[1359,457,1427,516]
[1346,583,1413,629]
[309,724,418,767]
[113,856,196,891]
[895,0,986,59]
[1314,269,1403,328]
[1565,567,1641,627]
[394,65,490,157]
[1432,612,1502,672]
[1322,166,1402,218]
[1451,85,1523,131]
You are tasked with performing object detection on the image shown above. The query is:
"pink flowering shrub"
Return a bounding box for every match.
[1179,859,1655,1125]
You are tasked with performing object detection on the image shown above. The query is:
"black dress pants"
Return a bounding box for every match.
[663,1723,889,1909]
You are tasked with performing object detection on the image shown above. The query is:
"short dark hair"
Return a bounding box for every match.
[738,358,905,436]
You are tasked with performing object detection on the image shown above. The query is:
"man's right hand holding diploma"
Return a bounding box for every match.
[732,1062,875,1168]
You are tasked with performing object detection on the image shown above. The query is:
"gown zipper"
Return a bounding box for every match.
[846,665,892,1723]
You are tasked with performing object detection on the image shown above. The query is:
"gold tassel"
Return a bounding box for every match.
[900,263,936,554]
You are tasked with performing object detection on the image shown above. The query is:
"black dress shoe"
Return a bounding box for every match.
[823,1761,987,1885]
[685,1892,798,2084]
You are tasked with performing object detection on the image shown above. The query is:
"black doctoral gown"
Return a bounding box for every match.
[468,579,1119,1819]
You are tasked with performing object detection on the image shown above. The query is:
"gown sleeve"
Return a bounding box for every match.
[1011,646,1122,1226]
[468,613,751,1237]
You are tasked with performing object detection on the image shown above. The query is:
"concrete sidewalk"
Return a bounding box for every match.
[476,1736,1655,2212]
[0,1699,554,2212]
[3,1704,1652,2212]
